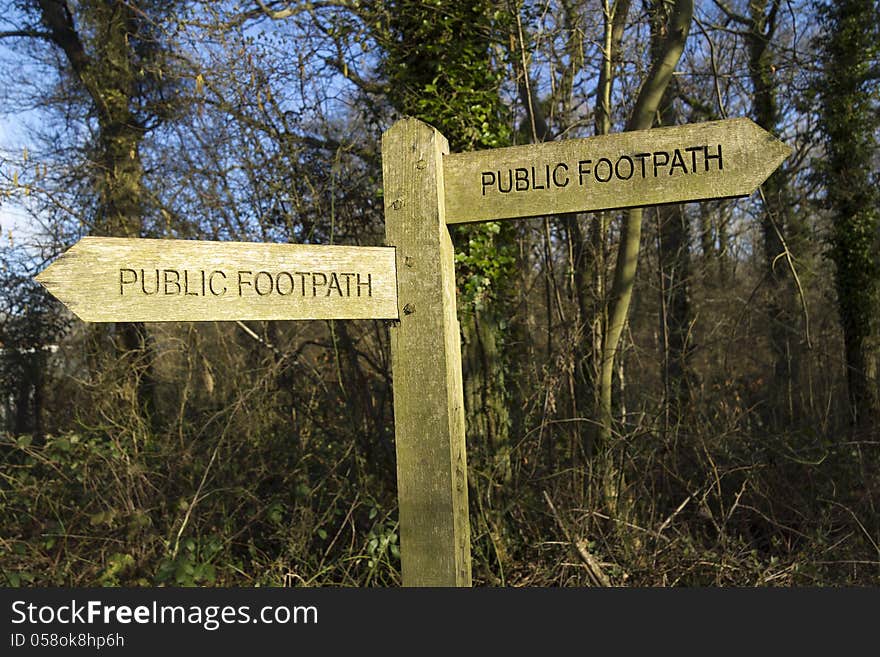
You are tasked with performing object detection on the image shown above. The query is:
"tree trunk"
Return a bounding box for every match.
[596,0,693,445]
[462,308,512,483]
[655,79,694,429]
[817,0,880,429]
[576,0,631,459]
[36,0,157,424]
[745,0,804,427]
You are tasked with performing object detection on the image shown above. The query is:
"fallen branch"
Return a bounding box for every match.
[543,490,612,587]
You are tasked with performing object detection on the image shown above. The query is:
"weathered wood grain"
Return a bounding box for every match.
[443,117,791,224]
[383,118,472,586]
[35,237,398,322]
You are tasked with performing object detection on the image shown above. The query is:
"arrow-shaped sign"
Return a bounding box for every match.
[442,117,791,224]
[35,237,399,322]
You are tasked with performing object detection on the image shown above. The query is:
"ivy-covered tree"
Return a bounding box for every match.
[815,0,880,429]
[371,0,518,480]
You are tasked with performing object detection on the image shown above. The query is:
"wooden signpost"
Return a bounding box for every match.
[36,115,790,588]
[379,116,789,587]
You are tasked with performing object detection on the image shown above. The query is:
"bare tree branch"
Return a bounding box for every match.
[0,29,51,39]
[711,0,749,25]
[255,0,354,20]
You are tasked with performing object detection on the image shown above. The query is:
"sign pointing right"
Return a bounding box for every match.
[442,118,792,224]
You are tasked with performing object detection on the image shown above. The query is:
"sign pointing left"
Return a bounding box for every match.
[35,237,399,322]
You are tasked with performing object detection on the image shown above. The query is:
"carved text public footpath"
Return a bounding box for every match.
[479,143,723,195]
[118,267,375,299]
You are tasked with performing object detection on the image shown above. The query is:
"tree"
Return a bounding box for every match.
[596,0,693,445]
[815,0,880,429]
[3,0,184,423]
[716,0,806,426]
[370,0,518,486]
[0,243,69,437]
[654,72,694,430]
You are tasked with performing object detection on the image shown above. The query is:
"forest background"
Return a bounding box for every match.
[0,0,878,587]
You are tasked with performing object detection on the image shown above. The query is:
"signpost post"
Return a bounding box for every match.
[36,115,790,588]
[381,118,471,587]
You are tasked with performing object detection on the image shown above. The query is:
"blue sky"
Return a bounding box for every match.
[0,113,41,252]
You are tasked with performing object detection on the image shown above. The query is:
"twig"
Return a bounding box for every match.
[824,500,880,556]
[758,186,813,350]
[543,491,612,586]
[235,320,283,357]
[658,493,693,535]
